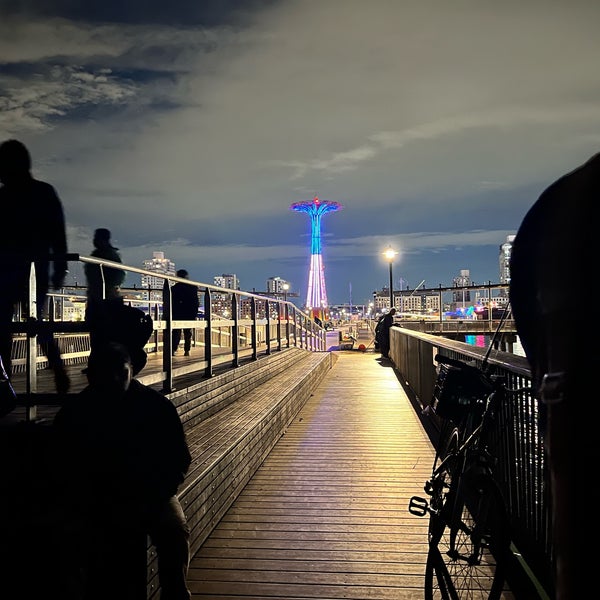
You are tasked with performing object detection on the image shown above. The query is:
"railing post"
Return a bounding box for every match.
[204,289,213,377]
[250,297,258,360]
[162,279,174,394]
[265,299,271,355]
[231,295,239,367]
[277,300,282,351]
[293,307,299,347]
[26,262,38,422]
[285,303,290,348]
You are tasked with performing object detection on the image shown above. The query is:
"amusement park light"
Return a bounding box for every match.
[290,195,342,321]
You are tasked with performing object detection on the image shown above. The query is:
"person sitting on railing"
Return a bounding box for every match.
[84,227,125,321]
[0,138,70,410]
[53,342,192,599]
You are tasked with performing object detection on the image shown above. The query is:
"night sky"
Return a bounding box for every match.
[2,1,599,305]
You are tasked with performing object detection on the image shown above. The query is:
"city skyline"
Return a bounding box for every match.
[2,2,599,305]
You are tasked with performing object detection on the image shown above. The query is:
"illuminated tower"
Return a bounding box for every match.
[290,196,342,320]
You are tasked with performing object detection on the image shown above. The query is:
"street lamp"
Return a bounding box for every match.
[383,246,397,310]
[282,282,289,303]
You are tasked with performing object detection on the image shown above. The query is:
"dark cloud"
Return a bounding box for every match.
[0,0,278,26]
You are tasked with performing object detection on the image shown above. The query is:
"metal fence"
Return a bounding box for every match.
[8,254,326,420]
[389,325,553,599]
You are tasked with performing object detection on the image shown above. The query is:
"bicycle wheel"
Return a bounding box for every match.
[428,421,461,512]
[425,473,510,600]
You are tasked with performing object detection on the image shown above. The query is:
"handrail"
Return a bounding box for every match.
[388,325,553,598]
[8,254,326,420]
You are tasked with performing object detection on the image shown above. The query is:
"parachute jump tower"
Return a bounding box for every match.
[290,196,342,321]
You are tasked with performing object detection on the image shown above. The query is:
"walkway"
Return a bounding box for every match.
[187,349,437,599]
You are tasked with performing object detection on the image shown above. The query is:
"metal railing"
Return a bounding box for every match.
[389,324,553,599]
[8,254,326,419]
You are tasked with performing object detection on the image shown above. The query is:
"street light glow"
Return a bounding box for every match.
[383,246,398,262]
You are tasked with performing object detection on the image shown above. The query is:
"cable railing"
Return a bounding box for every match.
[8,254,326,418]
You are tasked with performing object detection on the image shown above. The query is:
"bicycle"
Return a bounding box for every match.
[409,352,531,600]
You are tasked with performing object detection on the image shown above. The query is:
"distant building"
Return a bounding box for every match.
[141,251,176,303]
[397,293,440,315]
[499,234,516,285]
[452,269,472,307]
[214,274,239,291]
[266,276,290,296]
[213,274,239,317]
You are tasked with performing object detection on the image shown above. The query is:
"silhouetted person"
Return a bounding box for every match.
[0,139,69,409]
[378,307,396,358]
[53,342,192,600]
[509,151,600,600]
[171,269,199,357]
[84,227,125,320]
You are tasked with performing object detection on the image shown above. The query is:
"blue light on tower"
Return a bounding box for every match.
[290,196,342,320]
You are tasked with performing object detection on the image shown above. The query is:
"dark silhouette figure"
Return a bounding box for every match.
[0,139,69,407]
[84,228,125,318]
[171,269,199,357]
[509,151,600,600]
[378,307,396,358]
[53,342,192,600]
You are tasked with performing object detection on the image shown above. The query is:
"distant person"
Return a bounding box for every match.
[171,270,199,357]
[509,151,600,600]
[84,228,126,320]
[378,307,396,358]
[53,342,192,600]
[374,313,385,350]
[0,138,70,408]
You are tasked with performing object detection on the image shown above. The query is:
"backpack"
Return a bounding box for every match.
[90,299,154,375]
[109,303,154,349]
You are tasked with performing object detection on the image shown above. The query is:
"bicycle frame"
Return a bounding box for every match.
[410,356,513,600]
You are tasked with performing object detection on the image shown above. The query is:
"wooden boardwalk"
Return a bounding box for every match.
[3,328,441,599]
[187,349,437,599]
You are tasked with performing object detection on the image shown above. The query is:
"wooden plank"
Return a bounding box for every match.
[148,350,332,597]
[186,350,441,599]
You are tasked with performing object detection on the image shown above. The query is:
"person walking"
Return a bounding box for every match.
[0,138,70,409]
[171,269,199,357]
[53,342,192,600]
[84,228,125,316]
[84,227,127,354]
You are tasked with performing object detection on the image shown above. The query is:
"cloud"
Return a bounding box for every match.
[2,1,600,302]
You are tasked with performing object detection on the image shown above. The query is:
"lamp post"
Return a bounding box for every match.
[282,282,289,304]
[383,246,397,310]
